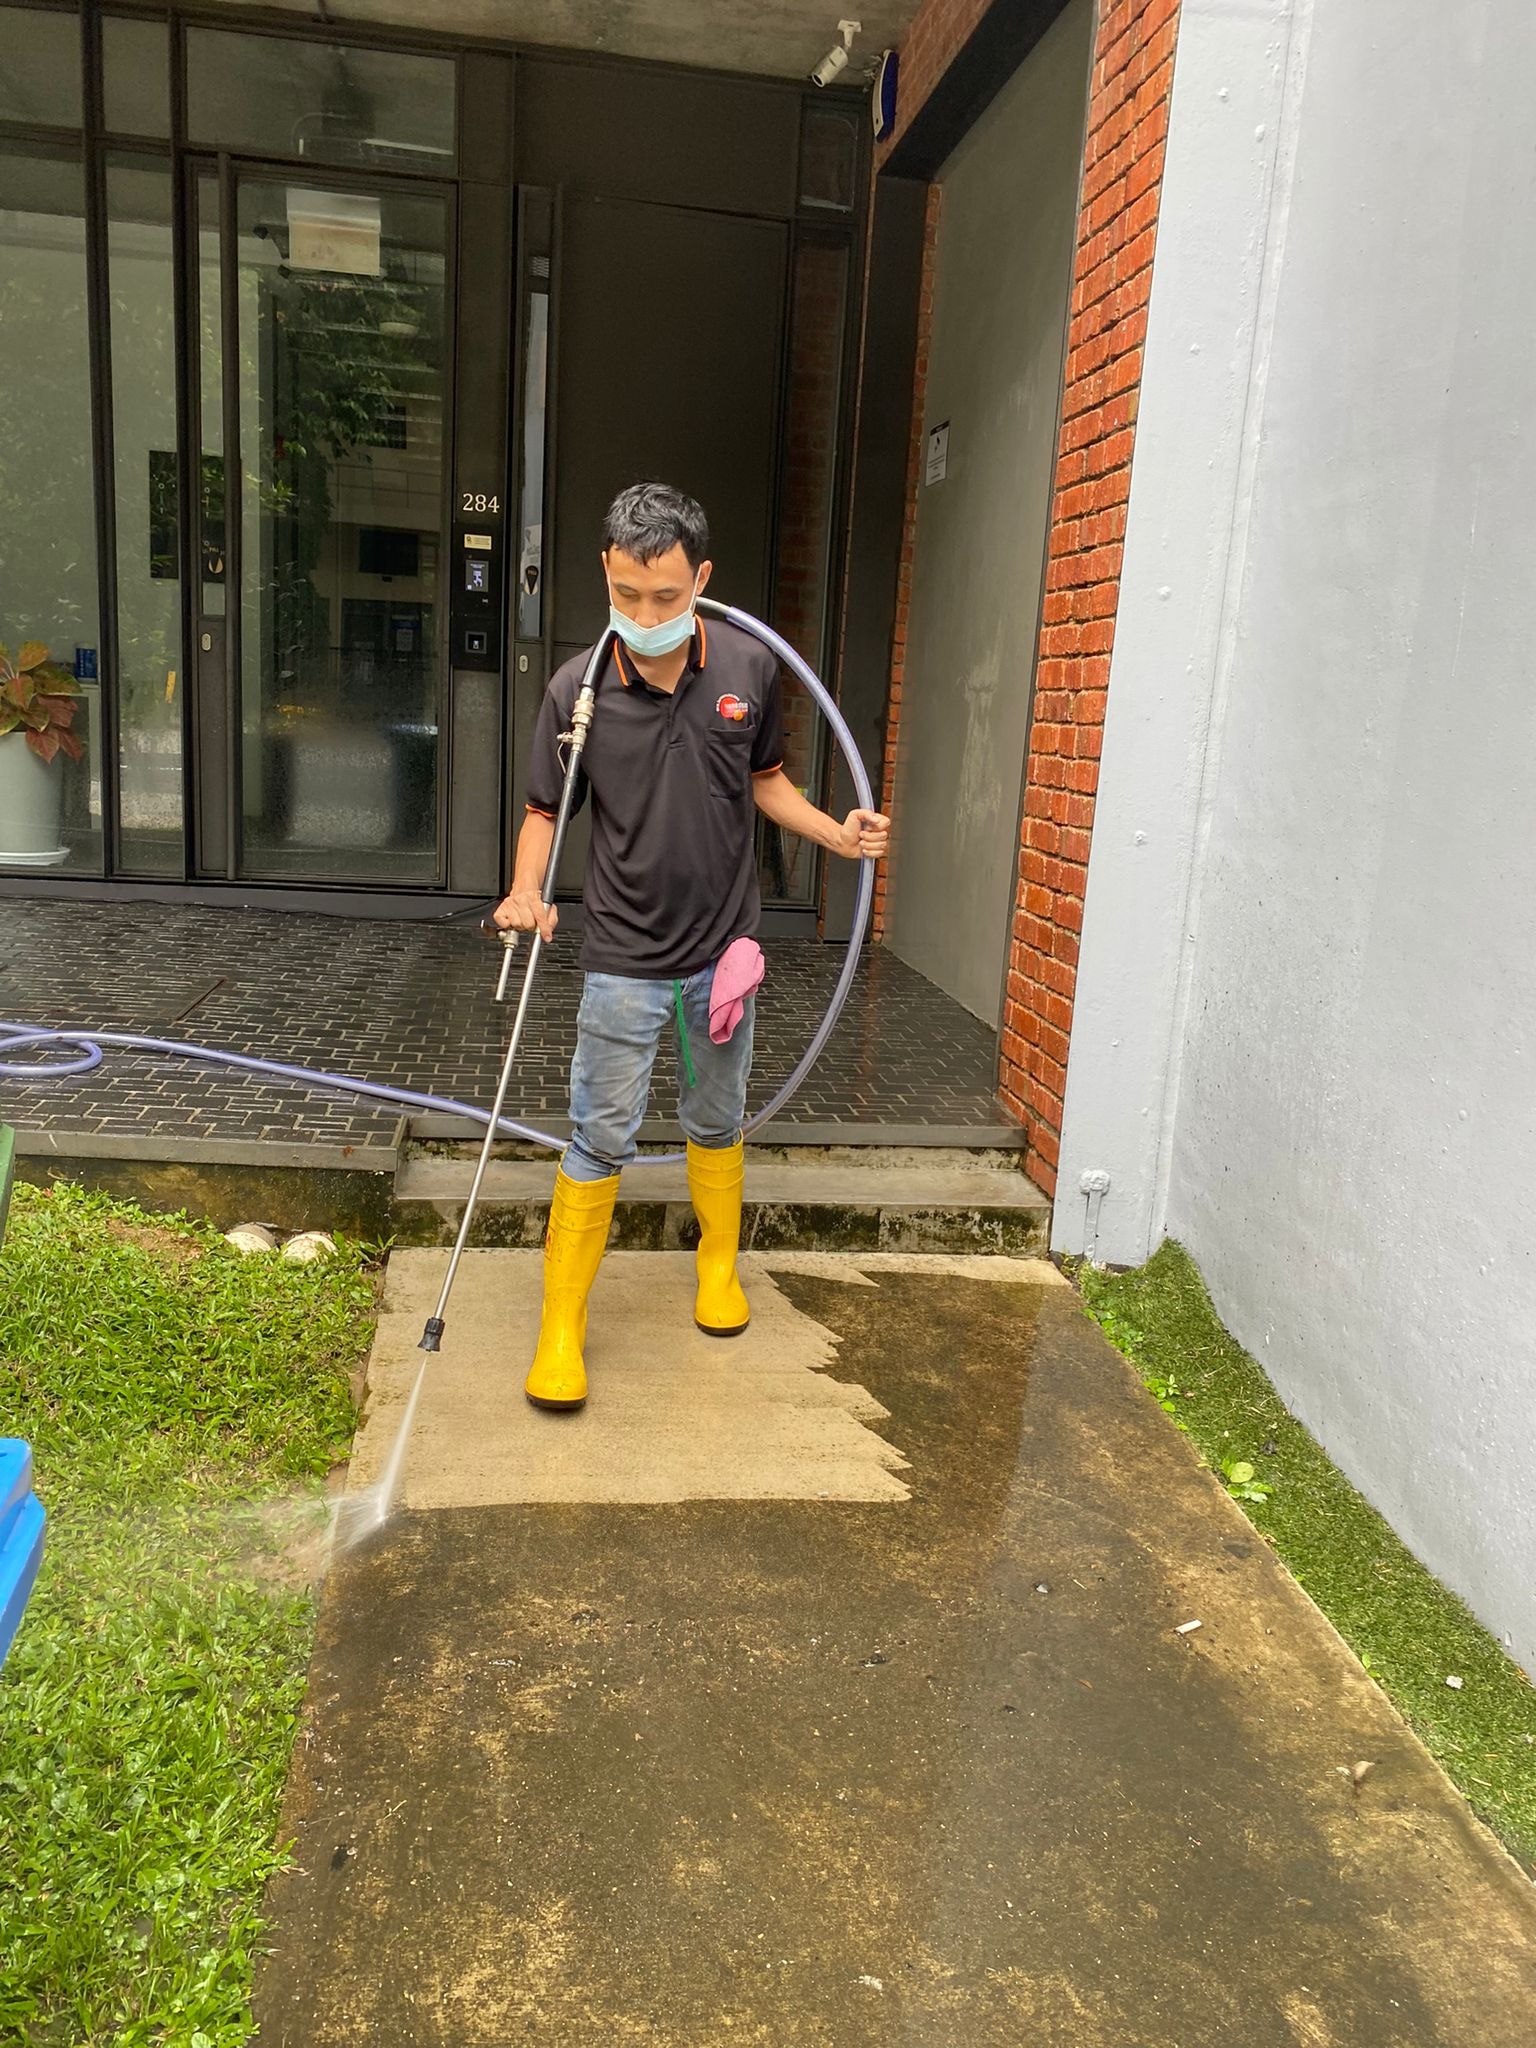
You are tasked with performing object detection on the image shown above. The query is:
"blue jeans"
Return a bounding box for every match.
[563,968,754,1182]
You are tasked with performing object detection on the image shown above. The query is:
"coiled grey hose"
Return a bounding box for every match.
[0,600,876,1162]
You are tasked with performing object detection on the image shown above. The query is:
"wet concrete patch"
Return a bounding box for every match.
[258,1267,1536,2046]
[348,1250,983,1507]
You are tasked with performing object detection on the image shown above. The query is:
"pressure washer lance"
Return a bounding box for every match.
[417,628,614,1352]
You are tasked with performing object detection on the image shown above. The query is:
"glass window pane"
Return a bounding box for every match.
[0,149,102,874]
[762,237,849,904]
[107,157,182,875]
[234,178,449,883]
[195,175,225,619]
[515,290,548,640]
[103,14,170,138]
[187,29,454,171]
[514,189,551,642]
[799,105,859,214]
[0,6,82,128]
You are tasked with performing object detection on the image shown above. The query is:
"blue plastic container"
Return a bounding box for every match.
[0,1440,45,1668]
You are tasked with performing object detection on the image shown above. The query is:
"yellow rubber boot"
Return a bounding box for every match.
[688,1138,750,1337]
[525,1168,619,1411]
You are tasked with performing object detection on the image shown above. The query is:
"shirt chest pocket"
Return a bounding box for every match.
[703,724,754,801]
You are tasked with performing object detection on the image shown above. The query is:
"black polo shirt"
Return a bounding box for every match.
[526,618,785,979]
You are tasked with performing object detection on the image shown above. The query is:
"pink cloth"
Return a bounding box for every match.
[709,936,765,1044]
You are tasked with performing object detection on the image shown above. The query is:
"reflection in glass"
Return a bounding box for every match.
[0,6,82,128]
[102,15,170,137]
[108,158,183,874]
[798,105,860,214]
[516,290,548,641]
[234,179,448,882]
[196,176,226,620]
[0,150,101,873]
[187,30,454,172]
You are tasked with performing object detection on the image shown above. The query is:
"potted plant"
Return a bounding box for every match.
[0,642,84,866]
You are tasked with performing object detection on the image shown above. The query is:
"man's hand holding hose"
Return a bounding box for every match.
[835,808,892,861]
[750,771,891,863]
[494,888,558,942]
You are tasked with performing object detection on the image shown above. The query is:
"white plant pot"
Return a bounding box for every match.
[0,735,68,865]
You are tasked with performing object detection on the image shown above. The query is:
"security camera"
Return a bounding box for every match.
[811,18,861,87]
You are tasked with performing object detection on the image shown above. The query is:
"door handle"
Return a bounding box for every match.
[200,632,213,653]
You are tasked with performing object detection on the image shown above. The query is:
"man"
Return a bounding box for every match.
[495,482,890,1411]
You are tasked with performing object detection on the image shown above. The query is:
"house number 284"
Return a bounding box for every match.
[460,491,501,515]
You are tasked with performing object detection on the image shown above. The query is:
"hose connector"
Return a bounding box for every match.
[418,1317,445,1353]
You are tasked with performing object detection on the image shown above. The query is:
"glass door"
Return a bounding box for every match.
[190,162,452,885]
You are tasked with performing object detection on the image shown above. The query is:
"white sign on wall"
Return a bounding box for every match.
[925,420,950,485]
[286,188,382,277]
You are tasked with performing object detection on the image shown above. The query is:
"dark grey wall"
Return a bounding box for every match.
[512,56,800,217]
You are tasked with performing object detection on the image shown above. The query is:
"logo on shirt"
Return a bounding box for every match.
[716,694,750,723]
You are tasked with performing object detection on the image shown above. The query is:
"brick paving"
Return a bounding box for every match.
[0,900,1014,1156]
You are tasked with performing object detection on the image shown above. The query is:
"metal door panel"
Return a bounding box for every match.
[550,196,788,648]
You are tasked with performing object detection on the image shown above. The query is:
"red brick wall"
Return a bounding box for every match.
[879,0,997,154]
[868,0,1182,1196]
[1003,0,1179,1196]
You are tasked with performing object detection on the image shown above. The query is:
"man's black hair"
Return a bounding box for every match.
[602,482,710,572]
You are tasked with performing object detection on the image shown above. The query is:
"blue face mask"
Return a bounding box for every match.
[608,572,700,659]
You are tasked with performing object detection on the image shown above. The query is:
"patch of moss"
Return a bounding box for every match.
[1074,1241,1536,1876]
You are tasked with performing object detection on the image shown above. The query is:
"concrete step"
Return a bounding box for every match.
[405,1110,1029,1150]
[392,1145,1051,1256]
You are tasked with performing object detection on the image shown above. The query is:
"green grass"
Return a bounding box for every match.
[0,1182,377,2045]
[1075,1240,1536,1875]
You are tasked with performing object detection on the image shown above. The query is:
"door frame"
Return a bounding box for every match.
[177,148,461,889]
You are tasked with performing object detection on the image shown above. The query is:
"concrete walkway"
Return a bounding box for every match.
[256,1255,1536,2046]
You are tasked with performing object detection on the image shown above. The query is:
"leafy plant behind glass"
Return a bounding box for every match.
[260,261,440,705]
[0,642,85,762]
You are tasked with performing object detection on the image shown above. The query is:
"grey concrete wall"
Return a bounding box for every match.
[1059,0,1536,1669]
[884,0,1092,1025]
[1054,0,1300,1264]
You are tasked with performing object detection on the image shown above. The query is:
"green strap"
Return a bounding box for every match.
[672,980,698,1089]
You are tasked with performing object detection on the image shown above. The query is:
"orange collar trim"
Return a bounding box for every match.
[609,619,707,688]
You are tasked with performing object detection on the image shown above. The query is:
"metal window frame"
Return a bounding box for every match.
[172,147,461,886]
[503,179,556,885]
[98,142,184,878]
[178,13,461,177]
[215,149,240,875]
[169,3,196,878]
[82,0,120,878]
